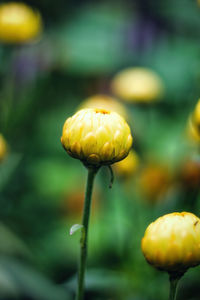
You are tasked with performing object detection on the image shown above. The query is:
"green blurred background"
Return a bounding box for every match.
[0,0,200,299]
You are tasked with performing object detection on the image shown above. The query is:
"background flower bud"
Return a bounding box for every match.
[0,2,42,44]
[113,149,139,179]
[79,94,128,120]
[138,164,171,203]
[111,67,164,103]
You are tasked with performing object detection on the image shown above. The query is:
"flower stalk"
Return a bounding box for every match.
[169,274,181,300]
[61,108,133,299]
[75,166,99,300]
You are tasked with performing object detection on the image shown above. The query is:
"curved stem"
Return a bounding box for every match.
[75,167,99,300]
[169,275,180,300]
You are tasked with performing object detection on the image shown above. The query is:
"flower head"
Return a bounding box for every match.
[79,94,128,120]
[114,149,139,178]
[139,164,170,203]
[141,212,200,273]
[61,108,133,167]
[0,2,42,44]
[111,67,164,103]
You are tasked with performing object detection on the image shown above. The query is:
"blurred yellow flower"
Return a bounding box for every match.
[61,108,133,166]
[141,212,200,273]
[113,149,139,178]
[0,2,42,44]
[138,164,170,202]
[61,186,99,219]
[179,159,200,190]
[0,134,8,162]
[79,94,128,120]
[111,67,164,103]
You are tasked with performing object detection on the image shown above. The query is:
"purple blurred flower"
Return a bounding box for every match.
[126,19,158,53]
[12,42,52,87]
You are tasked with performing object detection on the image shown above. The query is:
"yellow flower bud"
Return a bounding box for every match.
[113,149,139,178]
[61,108,133,166]
[111,67,164,103]
[79,94,128,120]
[0,134,8,162]
[141,212,200,273]
[0,2,42,44]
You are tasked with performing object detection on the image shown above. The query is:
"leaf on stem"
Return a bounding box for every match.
[69,224,84,236]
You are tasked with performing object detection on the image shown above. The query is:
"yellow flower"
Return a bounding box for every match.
[61,108,133,166]
[79,94,128,120]
[113,149,139,178]
[141,212,200,273]
[0,2,42,44]
[179,159,200,190]
[0,134,8,162]
[111,67,164,103]
[138,164,170,203]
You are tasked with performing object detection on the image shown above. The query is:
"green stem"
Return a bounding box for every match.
[169,275,180,300]
[75,166,99,300]
[108,165,114,188]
